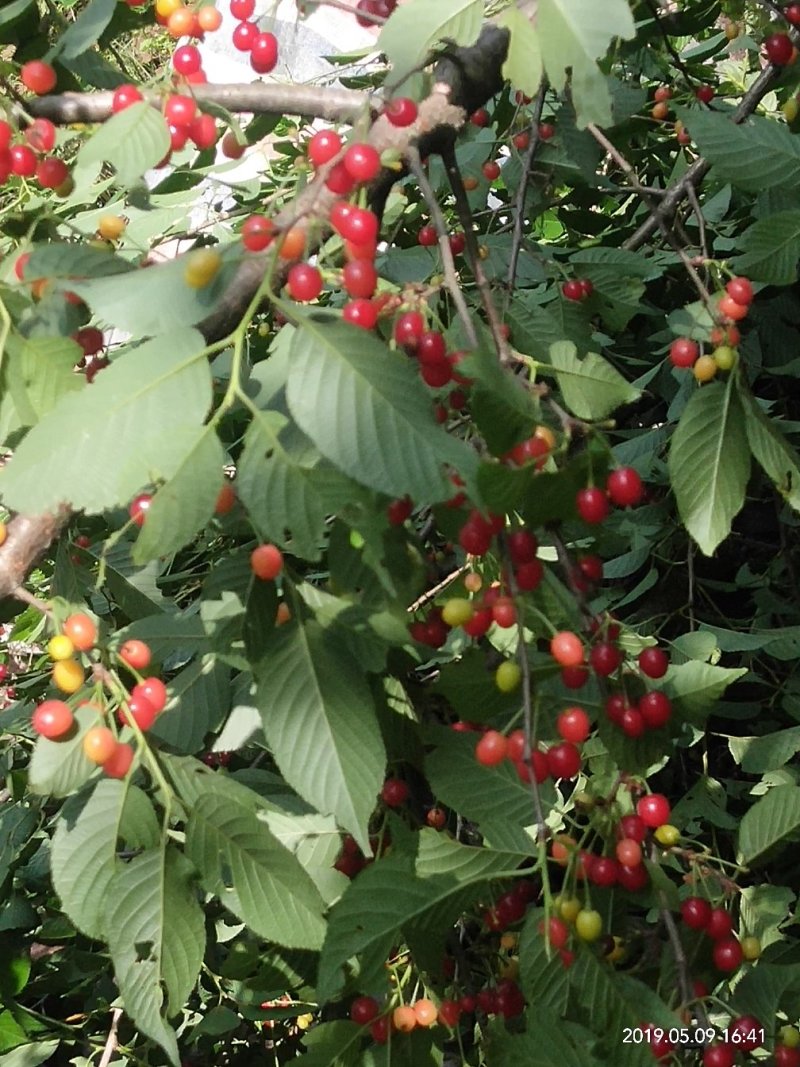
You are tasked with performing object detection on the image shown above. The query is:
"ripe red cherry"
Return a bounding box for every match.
[562,279,584,301]
[103,742,134,779]
[36,157,69,189]
[32,700,75,739]
[703,1045,736,1067]
[550,631,584,667]
[381,777,409,806]
[578,555,603,583]
[576,487,610,524]
[620,706,645,737]
[417,331,446,365]
[21,60,57,95]
[24,117,56,153]
[725,276,753,305]
[515,560,543,591]
[250,32,279,74]
[343,299,378,330]
[648,1028,675,1062]
[350,996,380,1025]
[386,496,412,525]
[619,813,646,843]
[512,131,530,151]
[458,513,493,556]
[394,311,424,350]
[561,664,588,688]
[507,529,538,565]
[308,128,342,167]
[616,838,642,867]
[251,543,284,580]
[590,857,618,888]
[475,730,508,767]
[342,260,377,298]
[232,20,258,50]
[287,263,322,302]
[10,145,37,177]
[230,0,255,15]
[546,741,582,779]
[470,107,490,126]
[695,84,715,103]
[776,1046,800,1067]
[589,642,622,677]
[669,337,699,367]
[132,677,167,713]
[765,32,794,65]
[119,639,152,671]
[617,862,648,891]
[189,113,217,150]
[335,206,378,246]
[482,159,501,181]
[242,214,275,251]
[636,793,671,827]
[638,690,672,729]
[706,906,733,940]
[638,647,669,678]
[344,143,381,183]
[172,44,202,74]
[538,122,556,140]
[718,294,748,321]
[680,896,711,930]
[385,97,417,126]
[606,467,644,507]
[727,1016,762,1053]
[492,597,517,628]
[129,493,153,526]
[418,225,438,247]
[787,2,800,25]
[112,84,143,112]
[165,94,196,128]
[449,232,466,256]
[121,694,157,731]
[713,937,743,972]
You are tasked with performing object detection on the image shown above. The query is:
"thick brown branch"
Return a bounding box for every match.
[0,507,71,600]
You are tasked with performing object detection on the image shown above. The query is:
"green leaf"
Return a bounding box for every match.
[26,240,132,282]
[680,108,800,193]
[497,7,543,97]
[148,655,230,754]
[4,334,84,427]
[185,792,326,949]
[377,0,483,86]
[0,330,212,514]
[738,786,800,866]
[518,911,570,1015]
[537,0,635,128]
[545,341,640,420]
[0,807,37,887]
[735,727,800,774]
[0,0,35,28]
[486,1006,603,1067]
[299,1021,363,1067]
[107,846,205,1066]
[77,102,170,188]
[737,375,800,512]
[566,950,652,1067]
[254,621,385,851]
[51,780,159,939]
[668,378,750,555]
[286,312,474,501]
[56,0,116,60]
[732,211,800,285]
[132,427,225,564]
[0,1040,60,1066]
[665,660,747,720]
[0,1015,29,1056]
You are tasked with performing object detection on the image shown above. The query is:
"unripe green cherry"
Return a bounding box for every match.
[780,1027,800,1049]
[575,908,603,941]
[712,345,737,371]
[495,660,522,692]
[654,823,680,847]
[441,597,474,627]
[740,935,761,961]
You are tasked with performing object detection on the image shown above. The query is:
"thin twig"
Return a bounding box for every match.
[507,83,547,292]
[441,144,511,364]
[644,0,697,87]
[407,147,478,349]
[407,564,469,614]
[685,182,709,265]
[98,1008,123,1067]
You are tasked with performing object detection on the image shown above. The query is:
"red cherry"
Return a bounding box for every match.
[343,298,378,330]
[620,706,645,738]
[10,144,37,177]
[165,94,196,128]
[232,20,258,51]
[538,122,556,140]
[325,161,356,195]
[512,131,530,151]
[129,493,153,526]
[506,529,538,565]
[118,639,152,671]
[287,263,322,302]
[638,690,672,729]
[669,337,699,367]
[636,793,671,828]
[638,647,669,678]
[308,128,342,167]
[606,467,644,507]
[576,487,610,524]
[545,741,581,779]
[727,1016,762,1053]
[680,896,711,930]
[776,1046,800,1067]
[241,214,275,252]
[706,907,733,940]
[385,97,417,127]
[132,677,167,713]
[36,156,68,188]
[172,44,202,74]
[617,862,649,891]
[381,777,409,806]
[394,311,424,350]
[550,631,584,667]
[250,32,279,74]
[103,742,134,779]
[335,205,378,246]
[556,707,590,743]
[350,996,380,1025]
[703,1045,736,1067]
[462,606,493,638]
[426,806,446,829]
[344,143,381,183]
[725,276,753,306]
[765,32,794,65]
[590,856,618,888]
[24,117,56,153]
[121,694,157,732]
[475,730,508,767]
[562,279,584,301]
[418,224,438,247]
[438,999,461,1028]
[32,700,74,739]
[459,516,493,557]
[515,560,543,591]
[492,597,517,628]
[578,555,603,583]
[718,294,748,321]
[21,60,57,95]
[619,814,647,843]
[470,108,490,126]
[713,937,743,972]
[230,0,255,15]
[482,159,501,181]
[386,496,413,525]
[112,84,143,112]
[616,838,642,867]
[251,543,284,580]
[589,641,622,677]
[561,664,589,689]
[449,232,466,256]
[188,113,217,150]
[695,84,715,103]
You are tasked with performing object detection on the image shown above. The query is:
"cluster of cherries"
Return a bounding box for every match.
[669,276,753,382]
[561,277,593,302]
[0,102,69,193]
[679,895,759,974]
[30,616,166,780]
[650,84,712,146]
[575,465,644,525]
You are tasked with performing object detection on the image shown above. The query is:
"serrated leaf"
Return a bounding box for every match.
[185,792,326,949]
[737,375,800,511]
[132,427,224,564]
[665,660,747,719]
[51,781,159,939]
[736,728,800,774]
[26,241,133,283]
[56,0,116,60]
[148,655,230,754]
[732,210,800,285]
[0,330,211,514]
[378,0,483,86]
[0,807,37,887]
[299,1021,363,1067]
[497,7,543,97]
[545,341,640,420]
[107,846,204,1067]
[286,312,474,501]
[679,108,800,192]
[737,785,800,866]
[567,951,652,1067]
[77,102,170,188]
[254,621,385,851]
[4,334,84,426]
[668,377,750,555]
[487,1006,603,1067]
[518,911,570,1016]
[537,0,635,128]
